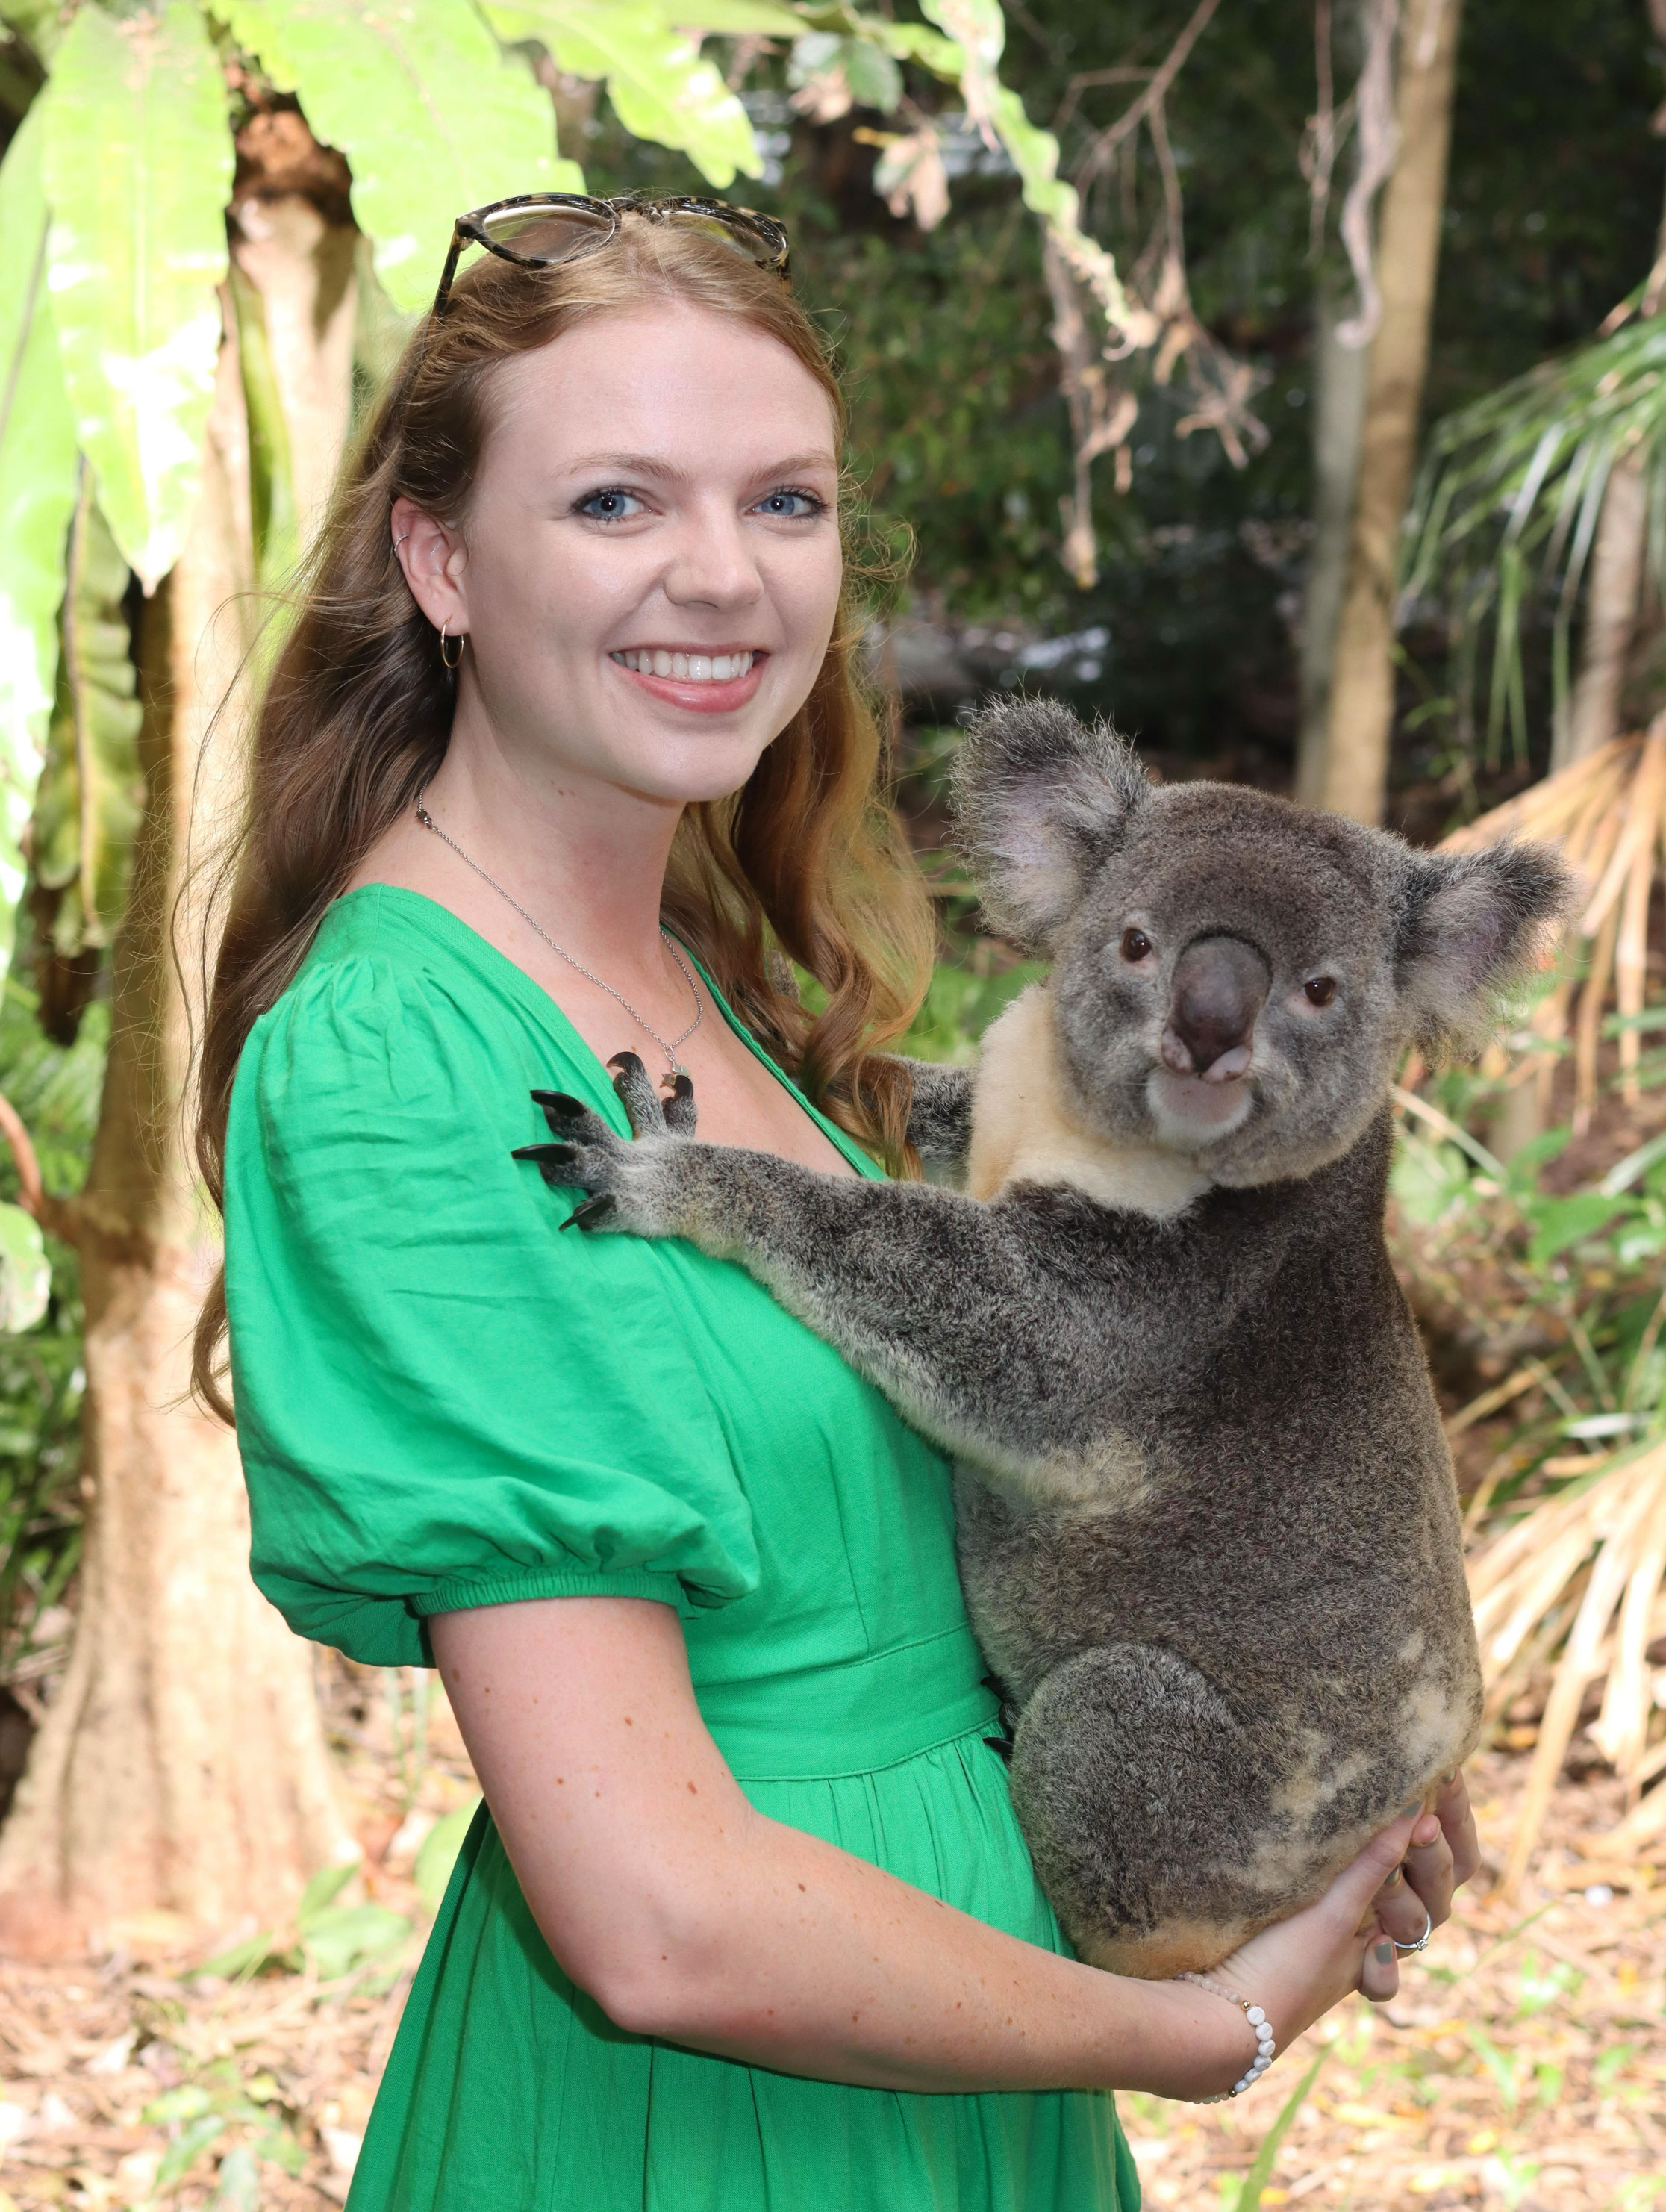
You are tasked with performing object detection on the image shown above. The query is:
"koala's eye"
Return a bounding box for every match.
[1120,928,1154,964]
[1304,976,1338,1008]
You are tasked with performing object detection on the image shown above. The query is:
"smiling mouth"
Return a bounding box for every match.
[611,648,759,684]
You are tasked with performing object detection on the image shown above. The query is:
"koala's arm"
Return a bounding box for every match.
[517,1080,1211,1470]
[896,1057,975,1175]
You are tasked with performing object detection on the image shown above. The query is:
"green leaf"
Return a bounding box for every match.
[155,2111,226,2191]
[299,1901,412,1979]
[193,1928,278,1981]
[483,2,761,187]
[414,1794,482,1913]
[27,469,145,969]
[1232,2045,1329,2212]
[1523,1190,1628,1268]
[295,1856,359,1925]
[143,2083,216,2127]
[0,1201,49,1334]
[0,99,78,979]
[670,0,803,28]
[208,2144,260,2211]
[222,0,573,317]
[39,1,232,591]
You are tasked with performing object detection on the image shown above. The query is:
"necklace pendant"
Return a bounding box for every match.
[662,1062,688,1088]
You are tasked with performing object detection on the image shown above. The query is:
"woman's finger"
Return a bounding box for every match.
[1431,1768,1481,1887]
[1323,1815,1419,1935]
[1372,1857,1442,1947]
[1357,1923,1400,2004]
[1400,1822,1456,1930]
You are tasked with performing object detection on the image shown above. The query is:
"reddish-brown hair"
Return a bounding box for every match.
[192,214,934,1418]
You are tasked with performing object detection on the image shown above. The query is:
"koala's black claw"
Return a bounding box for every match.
[561,1193,617,1233]
[664,1070,697,1138]
[982,1735,1014,1765]
[530,1089,585,1112]
[608,1051,665,1138]
[511,1141,578,1183]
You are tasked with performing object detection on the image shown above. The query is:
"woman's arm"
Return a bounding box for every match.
[431,1594,1425,2102]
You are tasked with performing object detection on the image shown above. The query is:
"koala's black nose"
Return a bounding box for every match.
[1161,935,1270,1080]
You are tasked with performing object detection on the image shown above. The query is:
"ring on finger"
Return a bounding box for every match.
[1393,1905,1434,1957]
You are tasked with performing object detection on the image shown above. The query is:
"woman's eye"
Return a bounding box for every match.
[1120,928,1153,963]
[1304,976,1338,1007]
[753,487,825,520]
[575,487,646,523]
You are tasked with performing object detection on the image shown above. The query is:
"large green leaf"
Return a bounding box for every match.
[483,2,761,187]
[0,99,77,977]
[40,0,232,592]
[0,1202,49,1335]
[222,0,573,317]
[28,467,145,991]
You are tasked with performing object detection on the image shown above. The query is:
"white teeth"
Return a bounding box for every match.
[613,649,755,683]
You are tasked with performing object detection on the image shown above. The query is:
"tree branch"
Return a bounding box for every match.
[1073,0,1224,189]
[0,1091,81,1247]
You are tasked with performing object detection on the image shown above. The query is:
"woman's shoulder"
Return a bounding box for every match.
[241,885,587,1106]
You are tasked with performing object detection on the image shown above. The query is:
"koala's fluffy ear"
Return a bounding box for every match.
[951,698,1148,950]
[1397,840,1573,1053]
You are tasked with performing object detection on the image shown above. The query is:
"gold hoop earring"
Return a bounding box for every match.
[439,617,465,670]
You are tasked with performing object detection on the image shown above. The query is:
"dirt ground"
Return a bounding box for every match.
[0,1660,1661,2212]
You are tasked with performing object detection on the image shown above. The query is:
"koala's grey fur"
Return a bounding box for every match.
[517,700,1570,1977]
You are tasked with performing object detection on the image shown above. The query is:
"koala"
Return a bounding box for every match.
[514,699,1570,1978]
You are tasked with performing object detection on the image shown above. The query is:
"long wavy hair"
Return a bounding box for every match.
[192,212,935,1418]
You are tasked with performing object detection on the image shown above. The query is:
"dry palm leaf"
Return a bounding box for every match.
[1443,714,1666,1128]
[1441,727,1666,1888]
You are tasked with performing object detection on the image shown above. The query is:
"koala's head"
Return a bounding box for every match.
[952,699,1572,1187]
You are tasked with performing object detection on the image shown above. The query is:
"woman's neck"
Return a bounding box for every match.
[414,716,684,982]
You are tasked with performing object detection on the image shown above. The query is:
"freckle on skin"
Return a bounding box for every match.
[687,1782,698,1794]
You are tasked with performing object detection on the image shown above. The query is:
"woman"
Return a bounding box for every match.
[198,196,1476,2212]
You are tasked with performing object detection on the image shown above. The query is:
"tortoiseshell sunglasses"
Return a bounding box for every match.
[432,193,792,317]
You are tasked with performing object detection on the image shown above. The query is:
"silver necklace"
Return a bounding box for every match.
[415,792,703,1080]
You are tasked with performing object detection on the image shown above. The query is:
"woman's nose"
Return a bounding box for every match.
[662,511,764,608]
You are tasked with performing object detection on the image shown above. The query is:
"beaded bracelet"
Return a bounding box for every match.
[1176,1970,1277,2100]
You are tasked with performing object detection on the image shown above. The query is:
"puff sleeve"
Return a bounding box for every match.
[224,950,760,1667]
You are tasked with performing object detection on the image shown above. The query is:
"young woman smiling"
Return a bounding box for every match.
[196,199,1478,2212]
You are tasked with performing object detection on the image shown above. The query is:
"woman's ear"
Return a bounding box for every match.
[951,697,1148,953]
[392,497,469,638]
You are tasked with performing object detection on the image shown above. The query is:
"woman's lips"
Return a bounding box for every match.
[609,647,767,714]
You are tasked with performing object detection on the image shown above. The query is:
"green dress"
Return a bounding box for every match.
[225,885,1136,2212]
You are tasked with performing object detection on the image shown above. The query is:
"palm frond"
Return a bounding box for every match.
[1403,314,1666,761]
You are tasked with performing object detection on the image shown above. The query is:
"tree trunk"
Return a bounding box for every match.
[0,263,354,1959]
[1295,288,1372,804]
[1317,0,1464,823]
[1560,448,1649,770]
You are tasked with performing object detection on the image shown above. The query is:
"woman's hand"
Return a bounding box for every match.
[1367,1768,1481,1989]
[1138,1817,1418,2102]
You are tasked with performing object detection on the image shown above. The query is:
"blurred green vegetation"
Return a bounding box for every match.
[0,976,102,1677]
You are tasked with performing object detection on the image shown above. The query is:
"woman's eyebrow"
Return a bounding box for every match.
[559,449,838,482]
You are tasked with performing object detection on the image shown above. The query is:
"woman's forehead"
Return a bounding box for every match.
[487,304,837,473]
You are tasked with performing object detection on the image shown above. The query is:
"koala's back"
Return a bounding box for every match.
[953,1112,1482,1969]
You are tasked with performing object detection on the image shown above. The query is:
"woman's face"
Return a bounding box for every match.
[398,303,844,807]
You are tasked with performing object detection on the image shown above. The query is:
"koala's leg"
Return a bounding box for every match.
[896,1058,975,1180]
[1008,1644,1296,1978]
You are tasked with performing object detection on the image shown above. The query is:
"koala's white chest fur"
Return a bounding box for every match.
[967,984,1209,1218]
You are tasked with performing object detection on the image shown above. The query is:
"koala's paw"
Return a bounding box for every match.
[511,1051,697,1235]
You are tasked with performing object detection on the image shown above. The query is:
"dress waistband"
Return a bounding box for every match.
[693,1625,999,1783]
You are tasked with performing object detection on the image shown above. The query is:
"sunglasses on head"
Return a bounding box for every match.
[432,193,793,317]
